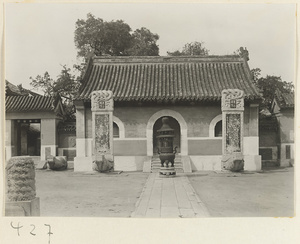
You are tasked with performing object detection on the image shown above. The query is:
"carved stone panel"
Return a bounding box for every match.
[91,90,113,112]
[222,89,244,111]
[94,114,110,155]
[225,113,241,154]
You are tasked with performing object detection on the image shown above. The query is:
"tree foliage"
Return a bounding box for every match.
[30,66,80,120]
[251,68,294,109]
[74,13,159,59]
[30,66,80,101]
[251,68,261,83]
[127,27,159,56]
[167,41,209,56]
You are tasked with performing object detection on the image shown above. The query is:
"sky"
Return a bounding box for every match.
[5,3,296,91]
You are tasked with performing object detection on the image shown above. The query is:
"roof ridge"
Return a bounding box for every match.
[92,55,244,64]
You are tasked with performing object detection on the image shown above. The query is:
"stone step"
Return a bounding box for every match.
[151,162,183,165]
[151,154,184,173]
[152,159,182,163]
[152,164,183,168]
[151,160,182,164]
[151,168,184,173]
[152,155,181,159]
[151,161,183,164]
[152,165,183,169]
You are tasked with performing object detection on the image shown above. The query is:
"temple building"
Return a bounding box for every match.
[73,54,263,172]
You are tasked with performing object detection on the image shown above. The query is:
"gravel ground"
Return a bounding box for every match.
[188,167,294,217]
[35,169,150,217]
[35,167,294,218]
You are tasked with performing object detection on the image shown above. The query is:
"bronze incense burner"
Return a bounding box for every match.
[157,117,177,177]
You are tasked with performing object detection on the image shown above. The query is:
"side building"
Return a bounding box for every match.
[270,89,294,167]
[5,81,66,164]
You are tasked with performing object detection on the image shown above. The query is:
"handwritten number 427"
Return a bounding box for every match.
[10,222,53,243]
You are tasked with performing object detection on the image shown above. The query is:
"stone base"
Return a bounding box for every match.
[114,156,146,171]
[159,167,176,178]
[189,156,222,171]
[74,156,93,172]
[221,154,244,172]
[244,155,262,171]
[48,156,68,171]
[182,156,192,173]
[142,156,152,173]
[280,159,293,167]
[92,156,114,172]
[5,197,40,216]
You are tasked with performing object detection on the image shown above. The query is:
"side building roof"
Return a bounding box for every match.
[6,96,60,112]
[76,55,262,103]
[274,89,294,109]
[5,81,65,116]
[5,80,41,96]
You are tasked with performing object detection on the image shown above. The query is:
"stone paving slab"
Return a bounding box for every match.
[131,173,210,218]
[132,173,156,217]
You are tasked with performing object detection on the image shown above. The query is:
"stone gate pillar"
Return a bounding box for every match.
[221,89,244,171]
[91,90,114,171]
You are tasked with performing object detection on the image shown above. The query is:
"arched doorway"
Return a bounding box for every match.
[146,109,188,156]
[153,116,181,155]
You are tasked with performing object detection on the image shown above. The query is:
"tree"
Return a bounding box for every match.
[127,27,159,56]
[30,66,81,120]
[251,70,294,109]
[251,68,261,83]
[167,41,209,56]
[74,13,159,59]
[74,14,132,58]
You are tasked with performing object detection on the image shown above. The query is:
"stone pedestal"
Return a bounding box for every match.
[91,90,114,172]
[221,89,244,172]
[6,156,40,216]
[159,167,176,178]
[5,198,40,216]
[47,156,68,170]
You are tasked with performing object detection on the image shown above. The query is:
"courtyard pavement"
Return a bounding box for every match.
[30,166,294,217]
[131,173,210,218]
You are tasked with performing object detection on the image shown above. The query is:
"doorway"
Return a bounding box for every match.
[15,120,41,156]
[153,116,181,155]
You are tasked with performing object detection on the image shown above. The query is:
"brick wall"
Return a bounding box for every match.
[188,139,222,155]
[85,104,228,138]
[83,103,253,157]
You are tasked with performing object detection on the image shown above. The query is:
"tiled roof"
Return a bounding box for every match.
[6,96,57,112]
[274,89,294,108]
[6,80,23,96]
[5,80,41,96]
[76,55,262,102]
